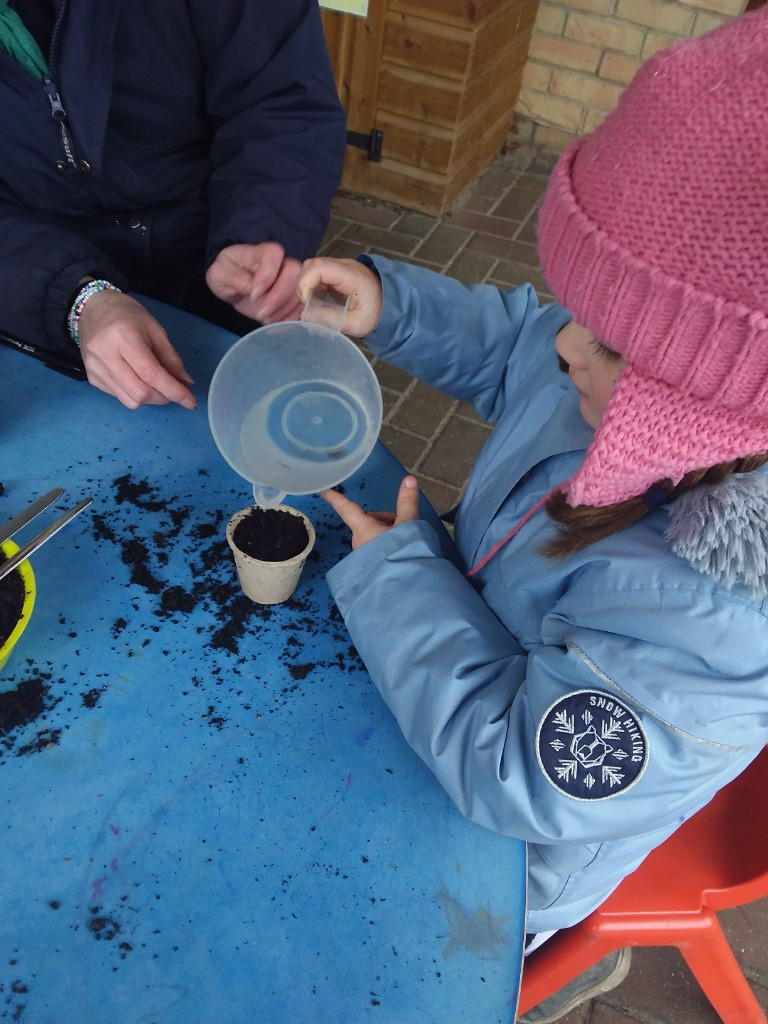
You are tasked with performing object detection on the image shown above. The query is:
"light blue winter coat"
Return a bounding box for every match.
[326,257,768,933]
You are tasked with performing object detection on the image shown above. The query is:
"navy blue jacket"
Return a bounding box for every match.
[0,0,346,353]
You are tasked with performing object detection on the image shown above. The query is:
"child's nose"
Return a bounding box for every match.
[555,332,586,371]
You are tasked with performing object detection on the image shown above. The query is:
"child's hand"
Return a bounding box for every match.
[297,257,383,338]
[321,476,420,549]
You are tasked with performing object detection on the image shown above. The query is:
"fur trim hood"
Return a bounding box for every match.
[666,474,768,598]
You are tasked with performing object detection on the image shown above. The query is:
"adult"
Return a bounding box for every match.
[0,0,346,408]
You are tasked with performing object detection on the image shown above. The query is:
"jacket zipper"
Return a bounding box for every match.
[43,77,79,169]
[44,0,79,171]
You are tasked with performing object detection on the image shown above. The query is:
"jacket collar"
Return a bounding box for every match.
[459,387,593,570]
[666,472,768,598]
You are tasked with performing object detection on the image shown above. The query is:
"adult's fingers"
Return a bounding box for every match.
[84,336,196,410]
[110,318,195,408]
[254,259,302,322]
[85,359,170,409]
[77,291,196,409]
[126,348,197,409]
[93,356,195,410]
[145,322,195,386]
[206,243,284,307]
[209,258,254,299]
[247,242,286,302]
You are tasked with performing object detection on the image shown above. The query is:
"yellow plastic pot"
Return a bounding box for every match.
[0,540,36,671]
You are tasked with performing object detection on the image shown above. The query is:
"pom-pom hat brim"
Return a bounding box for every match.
[539,144,768,414]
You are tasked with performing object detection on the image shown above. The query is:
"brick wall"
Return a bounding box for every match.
[514,0,748,149]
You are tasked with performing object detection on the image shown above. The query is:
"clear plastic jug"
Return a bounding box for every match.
[207,290,382,507]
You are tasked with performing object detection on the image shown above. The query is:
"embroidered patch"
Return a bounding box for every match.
[536,689,648,801]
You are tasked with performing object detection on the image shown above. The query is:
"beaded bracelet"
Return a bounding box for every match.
[67,279,122,347]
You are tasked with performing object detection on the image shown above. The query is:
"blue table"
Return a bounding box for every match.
[0,300,526,1024]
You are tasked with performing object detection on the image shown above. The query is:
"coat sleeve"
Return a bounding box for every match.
[189,0,346,263]
[360,255,569,421]
[327,522,767,846]
[0,199,126,353]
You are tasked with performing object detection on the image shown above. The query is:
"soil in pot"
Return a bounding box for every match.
[0,560,24,648]
[232,508,308,562]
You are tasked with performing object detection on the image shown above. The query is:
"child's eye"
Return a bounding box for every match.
[590,338,623,361]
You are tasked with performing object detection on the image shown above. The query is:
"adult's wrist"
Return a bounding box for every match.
[67,279,122,347]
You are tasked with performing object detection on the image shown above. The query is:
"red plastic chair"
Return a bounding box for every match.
[517,746,768,1023]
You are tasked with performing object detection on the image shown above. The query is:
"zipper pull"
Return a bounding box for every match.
[43,77,67,121]
[43,75,80,170]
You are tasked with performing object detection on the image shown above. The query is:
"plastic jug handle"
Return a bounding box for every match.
[300,284,351,334]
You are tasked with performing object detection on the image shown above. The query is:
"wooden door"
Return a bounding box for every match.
[322,1,539,215]
[321,5,388,199]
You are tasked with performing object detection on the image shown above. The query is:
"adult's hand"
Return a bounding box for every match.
[297,257,383,338]
[206,242,303,323]
[321,475,420,549]
[77,291,196,410]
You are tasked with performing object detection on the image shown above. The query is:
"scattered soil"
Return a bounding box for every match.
[0,678,46,733]
[0,557,24,648]
[232,508,309,562]
[0,472,369,768]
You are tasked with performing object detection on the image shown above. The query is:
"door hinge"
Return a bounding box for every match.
[346,129,383,163]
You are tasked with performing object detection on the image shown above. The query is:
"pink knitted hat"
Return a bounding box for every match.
[537,9,768,508]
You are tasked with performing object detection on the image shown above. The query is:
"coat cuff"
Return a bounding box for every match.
[327,519,447,611]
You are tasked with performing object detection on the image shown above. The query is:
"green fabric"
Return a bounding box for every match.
[0,0,49,80]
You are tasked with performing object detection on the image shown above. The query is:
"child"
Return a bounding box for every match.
[298,11,768,1021]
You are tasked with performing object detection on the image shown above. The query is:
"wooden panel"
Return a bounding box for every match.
[457,33,530,126]
[344,72,520,215]
[335,4,389,197]
[383,13,472,81]
[374,110,455,174]
[355,87,519,189]
[463,0,535,85]
[382,3,535,87]
[390,0,512,28]
[321,0,540,215]
[320,9,346,69]
[321,9,354,107]
[448,69,524,186]
[359,159,449,213]
[339,102,519,215]
[376,65,464,129]
[378,22,536,133]
[377,27,527,128]
[441,115,518,209]
[345,11,387,133]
